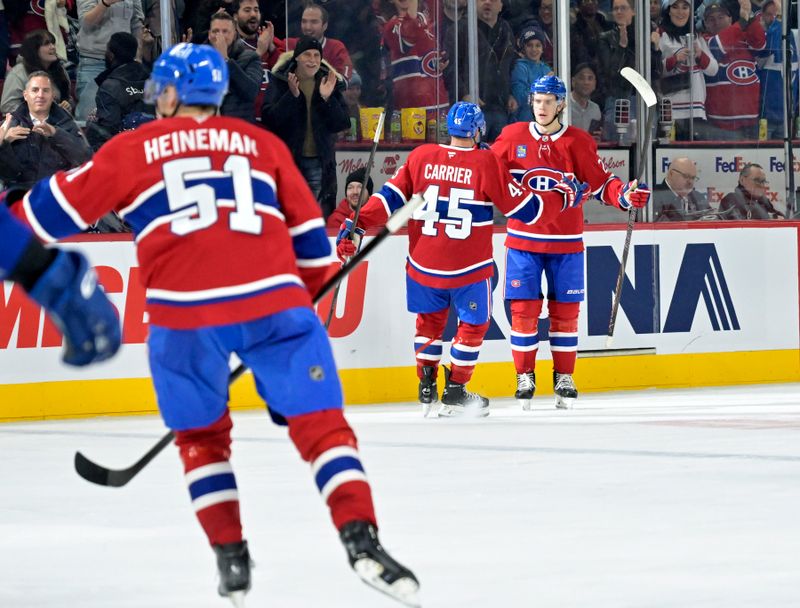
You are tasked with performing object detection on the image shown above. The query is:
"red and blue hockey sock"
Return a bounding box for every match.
[549,301,580,374]
[174,410,242,546]
[510,299,543,374]
[287,409,376,530]
[414,309,448,379]
[449,320,490,385]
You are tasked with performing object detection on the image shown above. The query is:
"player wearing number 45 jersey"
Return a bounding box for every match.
[491,74,651,410]
[337,101,588,418]
[13,44,418,608]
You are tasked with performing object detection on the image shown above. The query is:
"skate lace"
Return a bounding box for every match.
[554,373,576,391]
[516,373,535,392]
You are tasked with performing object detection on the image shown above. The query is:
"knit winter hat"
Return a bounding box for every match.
[518,26,546,48]
[292,35,323,58]
[345,168,374,195]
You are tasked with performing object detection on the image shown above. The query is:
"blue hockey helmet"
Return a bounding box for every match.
[530,74,567,102]
[446,101,486,139]
[144,43,229,107]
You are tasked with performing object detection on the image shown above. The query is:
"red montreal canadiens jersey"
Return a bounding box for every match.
[704,21,766,130]
[19,116,331,329]
[355,143,563,289]
[492,122,627,254]
[382,13,449,110]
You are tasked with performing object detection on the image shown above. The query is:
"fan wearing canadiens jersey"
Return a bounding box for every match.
[491,74,651,410]
[337,101,587,418]
[13,44,419,608]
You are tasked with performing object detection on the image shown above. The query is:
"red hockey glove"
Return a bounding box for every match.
[335,219,365,263]
[553,173,590,210]
[619,180,651,209]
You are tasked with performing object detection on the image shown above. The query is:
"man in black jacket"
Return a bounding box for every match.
[261,35,350,218]
[0,72,92,190]
[85,32,153,151]
[719,162,785,220]
[208,10,262,122]
[653,156,711,221]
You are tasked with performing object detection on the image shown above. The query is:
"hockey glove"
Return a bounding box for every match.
[619,180,651,209]
[28,250,121,366]
[554,173,590,210]
[335,219,365,263]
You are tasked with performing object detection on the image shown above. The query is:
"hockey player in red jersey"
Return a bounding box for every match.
[491,75,651,410]
[14,44,418,607]
[337,101,588,417]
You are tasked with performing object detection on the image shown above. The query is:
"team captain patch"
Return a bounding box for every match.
[515,145,527,158]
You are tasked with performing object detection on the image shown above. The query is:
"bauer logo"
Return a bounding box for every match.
[585,243,739,335]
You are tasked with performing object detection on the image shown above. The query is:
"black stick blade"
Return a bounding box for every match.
[74,431,176,488]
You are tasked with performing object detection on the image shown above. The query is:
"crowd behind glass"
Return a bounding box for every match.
[0,0,796,225]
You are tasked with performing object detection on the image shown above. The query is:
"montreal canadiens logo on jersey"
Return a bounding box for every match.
[421,50,445,78]
[725,60,758,86]
[519,167,568,191]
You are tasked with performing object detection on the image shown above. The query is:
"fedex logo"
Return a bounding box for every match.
[769,156,800,172]
[715,156,747,172]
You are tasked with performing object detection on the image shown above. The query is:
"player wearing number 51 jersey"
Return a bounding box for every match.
[337,101,587,418]
[14,44,419,608]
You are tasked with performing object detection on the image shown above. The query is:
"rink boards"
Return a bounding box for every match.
[1,222,799,421]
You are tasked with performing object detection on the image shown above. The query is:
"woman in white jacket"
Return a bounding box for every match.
[658,0,718,140]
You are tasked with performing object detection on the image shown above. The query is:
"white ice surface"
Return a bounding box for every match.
[2,384,800,608]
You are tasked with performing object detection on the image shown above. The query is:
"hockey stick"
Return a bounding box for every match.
[605,67,658,349]
[325,110,386,328]
[74,194,425,488]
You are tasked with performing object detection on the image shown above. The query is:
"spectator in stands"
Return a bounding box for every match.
[570,62,603,138]
[571,0,612,68]
[500,0,536,33]
[75,0,144,124]
[7,0,69,69]
[236,0,279,65]
[382,0,449,114]
[701,0,766,140]
[1,29,72,114]
[0,71,90,189]
[284,4,354,82]
[341,69,363,136]
[658,0,718,140]
[531,0,554,65]
[187,0,232,43]
[326,167,374,228]
[84,32,151,151]
[510,26,552,122]
[287,0,380,104]
[756,0,796,139]
[598,0,662,143]
[261,35,349,218]
[653,156,711,220]
[650,0,663,29]
[206,11,261,122]
[445,0,515,140]
[719,162,784,219]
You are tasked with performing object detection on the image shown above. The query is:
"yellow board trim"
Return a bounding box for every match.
[2,350,799,422]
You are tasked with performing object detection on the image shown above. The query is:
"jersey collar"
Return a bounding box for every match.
[529,121,566,142]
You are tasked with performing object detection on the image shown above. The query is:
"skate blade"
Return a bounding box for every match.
[438,404,490,418]
[519,398,533,411]
[421,400,439,418]
[555,396,576,410]
[227,591,247,608]
[354,558,421,607]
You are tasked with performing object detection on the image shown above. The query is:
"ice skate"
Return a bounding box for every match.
[438,367,489,418]
[418,365,438,417]
[515,371,536,411]
[214,540,252,607]
[340,520,421,607]
[553,372,578,409]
